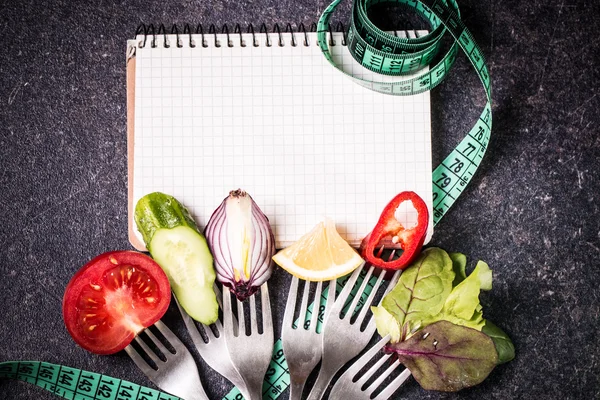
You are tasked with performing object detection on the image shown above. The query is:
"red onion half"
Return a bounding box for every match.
[205,189,275,301]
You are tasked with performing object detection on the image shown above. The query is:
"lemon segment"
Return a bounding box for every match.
[272,219,364,281]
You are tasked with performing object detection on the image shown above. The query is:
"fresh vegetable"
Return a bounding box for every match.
[371,306,401,343]
[273,218,364,281]
[373,248,493,342]
[205,189,275,301]
[360,191,429,270]
[449,252,468,286]
[387,321,498,392]
[375,248,454,341]
[373,247,515,392]
[482,320,515,364]
[421,259,492,330]
[135,192,218,325]
[62,251,170,355]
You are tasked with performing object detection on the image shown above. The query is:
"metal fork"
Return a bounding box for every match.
[125,320,209,400]
[282,277,334,400]
[330,335,411,400]
[306,266,401,400]
[176,285,247,394]
[223,283,274,400]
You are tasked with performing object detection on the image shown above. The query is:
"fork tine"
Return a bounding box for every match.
[383,270,401,297]
[249,292,258,333]
[261,283,273,332]
[347,335,390,377]
[325,278,336,319]
[284,276,300,328]
[356,268,386,325]
[133,334,164,366]
[223,288,235,337]
[355,353,393,388]
[204,322,217,340]
[361,270,400,330]
[237,298,246,336]
[145,325,175,355]
[332,266,363,316]
[213,284,241,337]
[299,280,311,327]
[124,344,157,376]
[343,266,374,321]
[367,358,401,394]
[214,284,224,308]
[212,316,223,335]
[309,280,323,330]
[374,368,412,400]
[154,320,181,348]
[128,320,211,400]
[176,299,209,346]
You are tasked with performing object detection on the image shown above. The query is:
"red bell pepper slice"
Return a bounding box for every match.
[360,191,429,270]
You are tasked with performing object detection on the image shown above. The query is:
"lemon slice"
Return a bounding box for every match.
[273,219,364,281]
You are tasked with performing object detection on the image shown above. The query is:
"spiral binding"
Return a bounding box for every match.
[134,23,348,49]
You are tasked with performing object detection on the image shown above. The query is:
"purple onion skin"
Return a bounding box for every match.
[205,189,275,301]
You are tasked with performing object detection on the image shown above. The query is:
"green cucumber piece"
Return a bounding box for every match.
[135,192,218,325]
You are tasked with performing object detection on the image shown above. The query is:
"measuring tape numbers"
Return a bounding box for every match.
[2,0,491,398]
[0,360,183,400]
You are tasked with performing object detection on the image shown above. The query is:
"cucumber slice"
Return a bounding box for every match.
[135,192,218,325]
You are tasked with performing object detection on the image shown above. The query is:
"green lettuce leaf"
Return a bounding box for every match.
[375,248,497,342]
[423,259,493,331]
[482,320,515,364]
[475,260,493,291]
[371,306,401,342]
[449,252,467,286]
[390,320,498,392]
[450,253,492,290]
[380,247,454,341]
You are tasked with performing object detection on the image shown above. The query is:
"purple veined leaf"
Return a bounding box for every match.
[388,320,498,392]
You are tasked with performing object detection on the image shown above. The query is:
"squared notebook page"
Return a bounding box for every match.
[129,31,433,249]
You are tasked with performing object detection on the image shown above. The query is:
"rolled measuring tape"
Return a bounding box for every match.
[318,0,492,225]
[1,0,491,398]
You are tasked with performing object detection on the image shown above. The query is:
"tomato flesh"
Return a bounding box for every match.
[63,251,170,355]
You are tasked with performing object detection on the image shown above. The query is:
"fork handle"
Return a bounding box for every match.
[289,380,306,400]
[240,382,263,400]
[305,365,337,400]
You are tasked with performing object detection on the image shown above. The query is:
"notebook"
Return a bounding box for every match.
[126,27,433,250]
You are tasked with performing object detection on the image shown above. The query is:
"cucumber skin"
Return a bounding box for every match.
[134,192,219,324]
[135,192,199,253]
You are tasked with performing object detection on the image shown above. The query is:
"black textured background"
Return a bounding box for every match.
[1,0,599,399]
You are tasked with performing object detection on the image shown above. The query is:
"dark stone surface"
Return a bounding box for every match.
[1,0,599,399]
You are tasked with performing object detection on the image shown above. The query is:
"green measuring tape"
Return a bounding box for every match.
[0,360,183,400]
[2,0,491,397]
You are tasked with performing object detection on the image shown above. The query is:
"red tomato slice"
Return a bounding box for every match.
[62,251,171,355]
